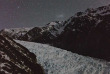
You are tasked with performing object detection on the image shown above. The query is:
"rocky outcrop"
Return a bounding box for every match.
[0,34,44,74]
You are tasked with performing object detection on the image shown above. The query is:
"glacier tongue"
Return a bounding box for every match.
[16,40,110,74]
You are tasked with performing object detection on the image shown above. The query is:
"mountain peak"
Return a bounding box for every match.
[1,4,110,61]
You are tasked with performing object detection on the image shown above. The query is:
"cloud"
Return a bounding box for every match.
[56,14,65,19]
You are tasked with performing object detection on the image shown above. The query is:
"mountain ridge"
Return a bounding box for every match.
[1,4,110,61]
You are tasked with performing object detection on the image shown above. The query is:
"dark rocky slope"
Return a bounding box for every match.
[54,5,110,61]
[0,34,44,74]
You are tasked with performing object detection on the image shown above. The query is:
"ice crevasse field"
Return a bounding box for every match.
[16,40,110,74]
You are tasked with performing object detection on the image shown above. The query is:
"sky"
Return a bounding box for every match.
[0,0,110,29]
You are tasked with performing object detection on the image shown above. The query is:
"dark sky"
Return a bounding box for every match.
[0,0,110,29]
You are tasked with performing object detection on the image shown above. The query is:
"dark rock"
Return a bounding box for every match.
[0,34,44,74]
[54,4,110,61]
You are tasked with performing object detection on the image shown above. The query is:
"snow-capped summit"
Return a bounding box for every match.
[45,21,65,37]
[46,21,62,26]
[19,21,66,43]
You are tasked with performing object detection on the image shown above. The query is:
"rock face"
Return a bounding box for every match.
[0,34,44,74]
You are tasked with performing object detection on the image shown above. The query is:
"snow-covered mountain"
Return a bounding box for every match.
[1,4,110,61]
[0,34,43,74]
[0,21,64,43]
[16,40,110,74]
[0,27,32,40]
[21,21,64,43]
[54,4,110,61]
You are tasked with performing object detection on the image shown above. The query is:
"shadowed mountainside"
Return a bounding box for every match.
[0,34,44,74]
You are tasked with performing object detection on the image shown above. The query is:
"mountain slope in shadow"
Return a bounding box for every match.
[0,34,44,74]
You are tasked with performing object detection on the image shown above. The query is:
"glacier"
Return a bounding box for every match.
[16,40,110,74]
